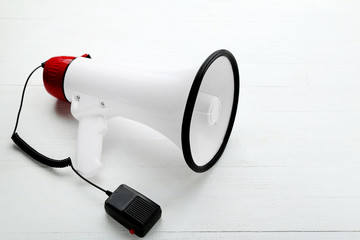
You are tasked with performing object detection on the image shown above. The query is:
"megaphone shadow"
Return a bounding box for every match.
[54,99,76,122]
[52,101,213,203]
[102,117,213,195]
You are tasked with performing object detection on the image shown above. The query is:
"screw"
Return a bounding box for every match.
[75,95,80,101]
[100,101,105,107]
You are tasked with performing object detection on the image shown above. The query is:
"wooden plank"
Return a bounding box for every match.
[1,61,360,88]
[1,232,360,240]
[1,166,360,233]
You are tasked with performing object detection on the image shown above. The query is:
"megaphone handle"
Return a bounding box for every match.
[75,115,107,177]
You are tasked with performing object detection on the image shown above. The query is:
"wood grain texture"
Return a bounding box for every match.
[1,0,359,239]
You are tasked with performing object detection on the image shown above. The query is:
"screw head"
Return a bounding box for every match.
[75,95,80,101]
[100,101,105,107]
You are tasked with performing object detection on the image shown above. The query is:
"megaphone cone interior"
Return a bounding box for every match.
[43,49,239,177]
[184,50,239,172]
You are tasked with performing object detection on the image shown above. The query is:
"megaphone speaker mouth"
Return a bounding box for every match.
[181,49,240,173]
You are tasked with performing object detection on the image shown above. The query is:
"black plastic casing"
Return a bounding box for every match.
[105,184,161,237]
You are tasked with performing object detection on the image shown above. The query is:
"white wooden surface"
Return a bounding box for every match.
[1,0,360,239]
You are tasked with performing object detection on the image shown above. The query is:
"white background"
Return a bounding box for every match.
[1,0,360,239]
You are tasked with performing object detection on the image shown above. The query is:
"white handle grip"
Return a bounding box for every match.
[74,116,107,177]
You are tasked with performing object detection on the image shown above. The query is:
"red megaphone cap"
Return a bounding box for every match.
[43,56,76,102]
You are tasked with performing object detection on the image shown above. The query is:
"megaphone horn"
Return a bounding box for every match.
[42,49,240,177]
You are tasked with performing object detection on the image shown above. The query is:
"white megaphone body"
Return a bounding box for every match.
[42,50,239,177]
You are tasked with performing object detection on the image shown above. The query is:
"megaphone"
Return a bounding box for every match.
[42,50,239,177]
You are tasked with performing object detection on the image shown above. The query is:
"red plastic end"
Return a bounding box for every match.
[43,56,76,102]
[129,229,135,235]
